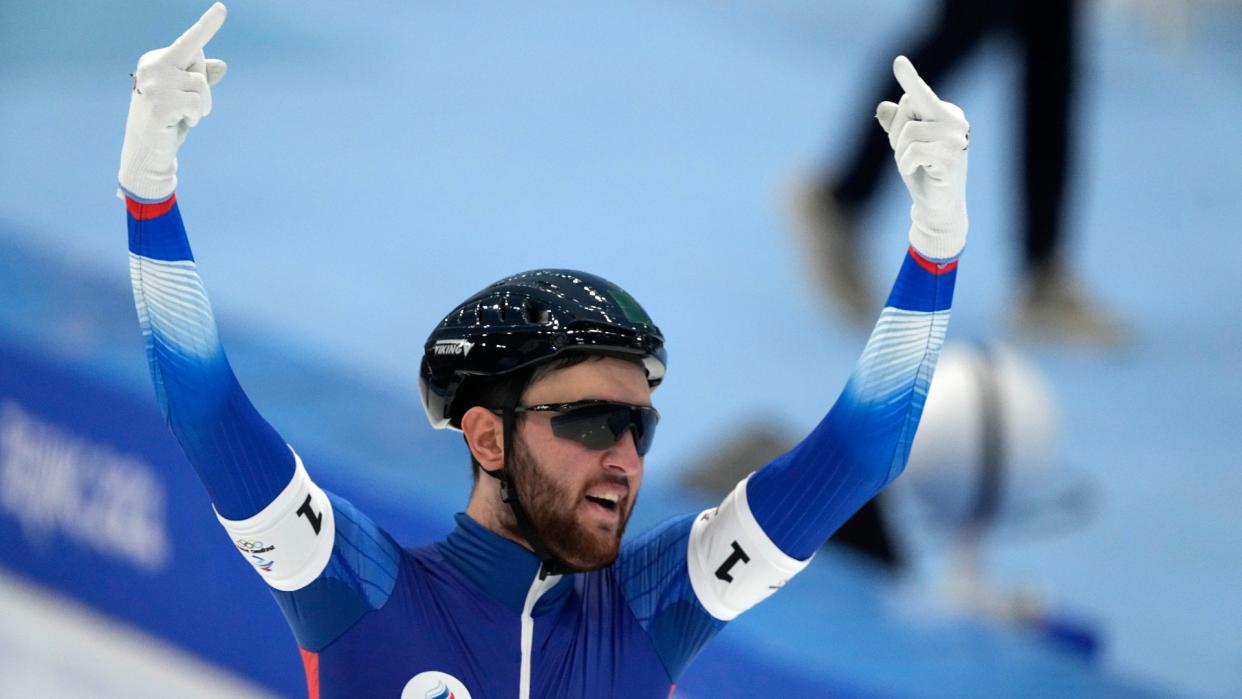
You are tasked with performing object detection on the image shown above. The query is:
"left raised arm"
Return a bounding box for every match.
[688,56,970,619]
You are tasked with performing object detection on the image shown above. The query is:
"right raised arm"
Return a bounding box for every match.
[120,6,400,651]
[120,2,296,525]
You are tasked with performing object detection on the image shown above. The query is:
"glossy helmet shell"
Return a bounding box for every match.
[419,269,667,430]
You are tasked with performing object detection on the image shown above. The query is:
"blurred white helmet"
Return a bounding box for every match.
[904,342,1094,536]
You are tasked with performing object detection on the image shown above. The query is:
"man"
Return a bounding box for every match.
[119,4,968,697]
[796,0,1127,346]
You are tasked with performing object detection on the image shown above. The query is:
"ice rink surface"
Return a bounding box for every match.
[1,1,1239,697]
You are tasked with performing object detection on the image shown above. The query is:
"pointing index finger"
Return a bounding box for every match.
[168,3,227,66]
[892,55,941,116]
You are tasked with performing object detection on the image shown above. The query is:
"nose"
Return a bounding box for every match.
[603,428,643,476]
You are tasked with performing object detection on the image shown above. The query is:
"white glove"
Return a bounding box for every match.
[118,3,228,201]
[876,55,970,261]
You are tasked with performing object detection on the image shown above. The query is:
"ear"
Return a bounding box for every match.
[461,406,505,471]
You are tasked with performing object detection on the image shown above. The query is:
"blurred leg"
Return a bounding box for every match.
[832,0,995,213]
[1018,0,1075,271]
[1013,0,1131,346]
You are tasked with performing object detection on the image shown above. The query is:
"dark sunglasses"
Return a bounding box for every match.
[509,400,659,456]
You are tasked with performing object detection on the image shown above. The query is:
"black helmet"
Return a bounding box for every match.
[419,269,666,430]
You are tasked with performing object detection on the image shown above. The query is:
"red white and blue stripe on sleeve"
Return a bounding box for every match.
[746,247,957,560]
[125,190,295,520]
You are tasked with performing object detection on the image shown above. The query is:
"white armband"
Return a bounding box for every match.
[215,448,335,592]
[687,475,812,621]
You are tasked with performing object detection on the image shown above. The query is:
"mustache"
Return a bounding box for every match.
[582,474,631,496]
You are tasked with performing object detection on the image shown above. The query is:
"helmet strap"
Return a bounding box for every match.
[483,398,569,578]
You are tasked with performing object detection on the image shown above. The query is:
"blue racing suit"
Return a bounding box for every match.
[124,191,956,698]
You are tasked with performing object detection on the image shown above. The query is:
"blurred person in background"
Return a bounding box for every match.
[119,4,970,697]
[797,0,1129,346]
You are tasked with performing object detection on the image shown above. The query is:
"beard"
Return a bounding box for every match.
[503,437,636,572]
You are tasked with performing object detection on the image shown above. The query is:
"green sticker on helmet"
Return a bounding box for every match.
[610,286,651,325]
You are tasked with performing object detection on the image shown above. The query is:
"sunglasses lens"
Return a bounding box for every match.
[549,404,659,455]
[633,409,657,456]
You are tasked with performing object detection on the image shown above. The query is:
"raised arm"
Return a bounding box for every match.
[120,2,297,523]
[120,3,398,652]
[688,56,970,619]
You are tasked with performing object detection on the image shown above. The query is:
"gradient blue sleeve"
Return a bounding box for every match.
[126,192,294,520]
[126,192,400,647]
[746,248,957,559]
[614,513,726,681]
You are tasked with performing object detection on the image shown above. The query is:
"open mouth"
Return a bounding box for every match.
[585,494,620,512]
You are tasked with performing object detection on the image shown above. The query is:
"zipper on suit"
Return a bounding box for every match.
[519,565,560,699]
